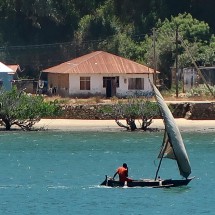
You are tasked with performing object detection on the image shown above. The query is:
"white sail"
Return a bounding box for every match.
[152,83,191,178]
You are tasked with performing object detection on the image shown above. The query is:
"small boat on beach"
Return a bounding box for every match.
[100,82,194,188]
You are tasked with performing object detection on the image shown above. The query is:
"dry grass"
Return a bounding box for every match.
[43,94,214,105]
[44,96,115,105]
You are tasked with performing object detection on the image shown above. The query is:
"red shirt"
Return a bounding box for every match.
[117,167,128,182]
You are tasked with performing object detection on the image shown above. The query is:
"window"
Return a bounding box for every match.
[80,77,90,90]
[103,77,119,88]
[128,78,144,90]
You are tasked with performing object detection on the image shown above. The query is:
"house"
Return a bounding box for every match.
[0,62,19,90]
[183,67,215,92]
[42,51,157,98]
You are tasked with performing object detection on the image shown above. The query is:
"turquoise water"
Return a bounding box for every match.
[0,131,214,215]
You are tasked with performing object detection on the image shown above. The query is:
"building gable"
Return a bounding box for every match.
[43,51,155,75]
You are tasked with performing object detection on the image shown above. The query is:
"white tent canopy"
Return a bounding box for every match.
[0,62,14,73]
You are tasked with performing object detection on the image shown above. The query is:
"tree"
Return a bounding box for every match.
[74,0,143,60]
[102,97,159,131]
[0,88,61,130]
[142,13,214,84]
[1,0,215,81]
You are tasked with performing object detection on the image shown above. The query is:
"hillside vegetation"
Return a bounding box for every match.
[0,0,215,82]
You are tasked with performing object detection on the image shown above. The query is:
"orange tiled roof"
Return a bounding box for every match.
[7,65,20,73]
[43,51,156,74]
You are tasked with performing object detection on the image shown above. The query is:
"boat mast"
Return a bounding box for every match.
[154,129,168,181]
[153,28,157,85]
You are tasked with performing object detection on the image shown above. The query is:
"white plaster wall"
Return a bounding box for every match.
[69,74,105,96]
[69,73,154,97]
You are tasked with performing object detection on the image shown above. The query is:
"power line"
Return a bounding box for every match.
[0,33,148,51]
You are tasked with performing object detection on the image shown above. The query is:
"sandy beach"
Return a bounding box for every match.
[35,118,215,132]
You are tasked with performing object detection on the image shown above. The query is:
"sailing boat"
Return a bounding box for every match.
[100,83,194,188]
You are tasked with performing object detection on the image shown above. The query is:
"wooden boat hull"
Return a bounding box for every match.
[100,176,194,188]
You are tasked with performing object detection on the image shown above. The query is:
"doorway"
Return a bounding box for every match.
[104,77,118,98]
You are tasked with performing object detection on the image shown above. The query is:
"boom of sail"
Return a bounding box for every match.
[151,83,191,179]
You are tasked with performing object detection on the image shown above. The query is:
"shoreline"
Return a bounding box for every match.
[34,118,215,132]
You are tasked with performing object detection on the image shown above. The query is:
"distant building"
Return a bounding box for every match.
[183,67,215,91]
[0,62,19,90]
[171,66,215,92]
[42,51,158,98]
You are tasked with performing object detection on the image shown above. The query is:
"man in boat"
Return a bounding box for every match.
[113,163,132,182]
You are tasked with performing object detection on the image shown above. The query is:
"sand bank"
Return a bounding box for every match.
[35,118,215,132]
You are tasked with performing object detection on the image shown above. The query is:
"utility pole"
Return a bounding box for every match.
[175,25,179,98]
[179,36,214,97]
[153,28,157,85]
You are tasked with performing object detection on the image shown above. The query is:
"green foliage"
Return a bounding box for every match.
[100,98,159,118]
[185,84,215,97]
[74,0,142,59]
[101,97,159,131]
[142,13,215,81]
[123,98,159,119]
[0,88,61,130]
[0,1,215,81]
